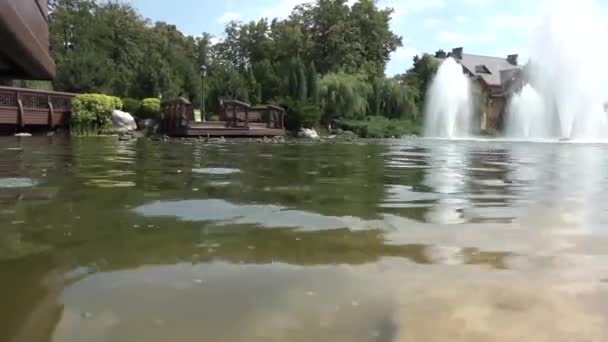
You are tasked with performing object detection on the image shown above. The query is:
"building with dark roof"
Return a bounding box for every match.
[435,47,525,131]
[0,0,55,80]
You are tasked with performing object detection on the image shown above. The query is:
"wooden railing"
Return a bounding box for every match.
[223,100,250,128]
[161,97,193,132]
[161,97,286,135]
[0,86,76,128]
[224,100,286,129]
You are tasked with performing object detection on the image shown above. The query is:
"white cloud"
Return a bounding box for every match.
[387,41,419,75]
[424,18,443,28]
[242,0,449,29]
[392,45,419,62]
[379,0,446,24]
[217,11,242,24]
[258,0,313,20]
[455,16,469,24]
[462,0,495,5]
[487,14,540,30]
[210,36,222,45]
[435,30,497,45]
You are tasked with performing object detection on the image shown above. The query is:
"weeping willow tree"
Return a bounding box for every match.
[307,62,320,105]
[368,78,420,120]
[319,72,371,122]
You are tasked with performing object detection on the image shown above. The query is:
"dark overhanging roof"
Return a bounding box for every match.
[0,0,56,80]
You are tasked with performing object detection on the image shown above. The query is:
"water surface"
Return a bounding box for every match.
[2,137,608,342]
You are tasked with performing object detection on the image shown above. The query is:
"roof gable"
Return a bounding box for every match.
[459,53,520,87]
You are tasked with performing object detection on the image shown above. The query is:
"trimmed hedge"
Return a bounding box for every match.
[71,94,122,135]
[122,98,142,115]
[138,98,161,119]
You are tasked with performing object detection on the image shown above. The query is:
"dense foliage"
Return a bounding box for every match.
[121,98,142,115]
[46,0,439,131]
[71,94,122,135]
[138,98,162,119]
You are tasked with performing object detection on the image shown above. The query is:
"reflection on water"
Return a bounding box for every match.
[134,199,382,231]
[2,137,608,341]
[192,167,241,175]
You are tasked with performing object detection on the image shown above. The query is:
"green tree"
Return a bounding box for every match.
[368,78,419,119]
[307,62,320,105]
[44,0,423,130]
[397,54,440,107]
[350,0,401,76]
[319,72,371,122]
[253,59,282,102]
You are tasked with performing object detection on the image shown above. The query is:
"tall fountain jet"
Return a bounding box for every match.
[506,0,608,141]
[505,84,550,139]
[424,58,473,138]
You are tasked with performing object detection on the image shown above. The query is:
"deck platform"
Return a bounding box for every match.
[161,98,286,137]
[171,122,286,137]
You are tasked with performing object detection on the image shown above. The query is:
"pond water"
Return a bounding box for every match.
[2,136,608,342]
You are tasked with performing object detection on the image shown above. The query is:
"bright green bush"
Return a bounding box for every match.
[71,94,122,135]
[138,98,161,119]
[122,98,141,115]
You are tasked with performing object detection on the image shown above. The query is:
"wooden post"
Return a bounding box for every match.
[47,95,54,128]
[245,106,249,128]
[16,91,24,128]
[267,110,271,128]
[280,110,285,129]
[222,103,226,127]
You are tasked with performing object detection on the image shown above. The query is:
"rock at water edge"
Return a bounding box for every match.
[112,110,137,132]
[298,128,320,139]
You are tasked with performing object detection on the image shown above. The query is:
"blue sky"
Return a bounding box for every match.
[126,0,549,75]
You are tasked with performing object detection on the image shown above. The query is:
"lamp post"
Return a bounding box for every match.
[200,64,207,122]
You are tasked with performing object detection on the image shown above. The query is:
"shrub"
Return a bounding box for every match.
[279,98,321,130]
[122,98,141,115]
[138,98,161,119]
[71,94,122,136]
[338,116,420,138]
[296,103,322,129]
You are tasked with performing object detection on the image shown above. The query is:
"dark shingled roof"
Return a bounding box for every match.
[458,53,521,87]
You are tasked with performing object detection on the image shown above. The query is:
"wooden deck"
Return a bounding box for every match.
[172,122,286,137]
[0,86,76,130]
[161,98,286,137]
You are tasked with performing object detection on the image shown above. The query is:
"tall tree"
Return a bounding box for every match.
[44,0,423,129]
[396,54,440,108]
[307,62,320,105]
